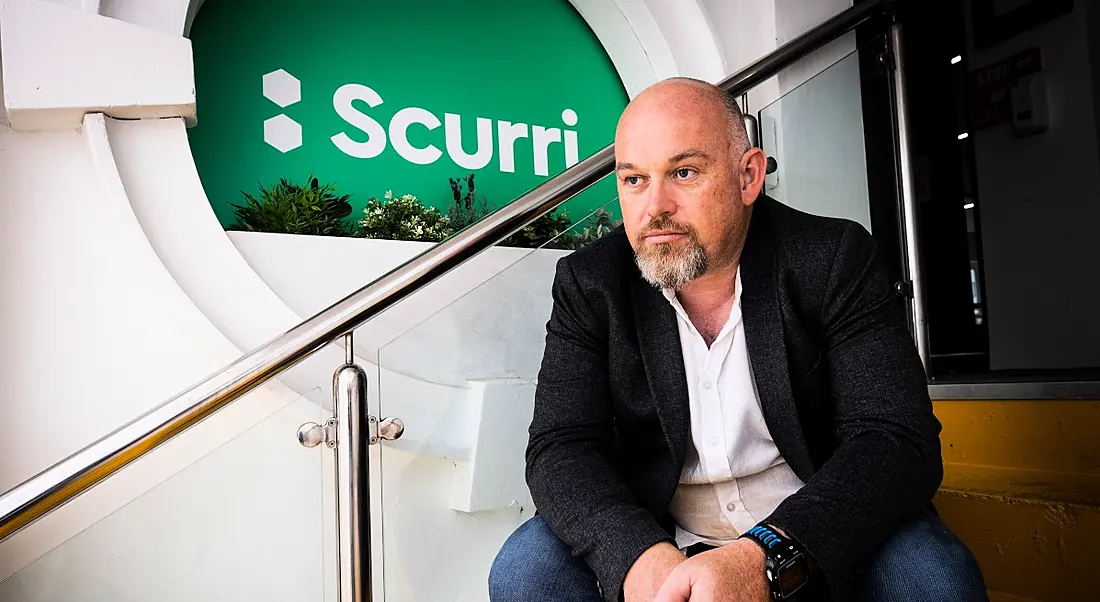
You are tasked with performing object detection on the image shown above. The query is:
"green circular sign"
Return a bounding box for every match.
[188,0,628,232]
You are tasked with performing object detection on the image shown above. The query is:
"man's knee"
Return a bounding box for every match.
[489,516,600,602]
[858,511,988,602]
[489,518,548,601]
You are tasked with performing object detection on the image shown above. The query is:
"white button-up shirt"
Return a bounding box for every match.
[662,269,805,549]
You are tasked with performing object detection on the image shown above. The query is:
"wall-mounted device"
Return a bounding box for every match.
[1010,74,1049,137]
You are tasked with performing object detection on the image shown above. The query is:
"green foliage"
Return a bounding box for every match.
[357,190,452,242]
[551,208,620,250]
[228,173,620,250]
[229,175,353,236]
[446,173,492,232]
[498,207,620,249]
[500,211,575,248]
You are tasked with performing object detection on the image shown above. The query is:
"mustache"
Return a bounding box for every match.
[638,216,698,239]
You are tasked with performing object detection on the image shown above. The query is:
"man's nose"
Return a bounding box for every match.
[643,181,677,218]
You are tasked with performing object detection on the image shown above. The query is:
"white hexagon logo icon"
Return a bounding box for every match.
[263,69,301,108]
[264,114,302,153]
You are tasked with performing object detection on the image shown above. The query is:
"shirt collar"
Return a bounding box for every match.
[661,268,743,329]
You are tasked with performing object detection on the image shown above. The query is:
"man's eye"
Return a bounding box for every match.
[624,176,641,186]
[674,168,695,179]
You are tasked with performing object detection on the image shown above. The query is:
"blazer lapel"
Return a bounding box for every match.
[631,276,691,468]
[740,205,814,480]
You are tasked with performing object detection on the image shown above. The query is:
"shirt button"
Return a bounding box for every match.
[708,437,720,446]
[702,381,713,390]
[726,502,736,511]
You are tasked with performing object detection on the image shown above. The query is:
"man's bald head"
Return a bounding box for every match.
[619,77,751,159]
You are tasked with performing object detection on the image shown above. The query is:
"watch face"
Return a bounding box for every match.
[777,556,809,597]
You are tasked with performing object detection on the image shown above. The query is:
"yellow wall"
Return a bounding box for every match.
[933,400,1100,602]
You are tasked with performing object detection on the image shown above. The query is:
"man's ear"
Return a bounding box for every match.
[740,148,767,206]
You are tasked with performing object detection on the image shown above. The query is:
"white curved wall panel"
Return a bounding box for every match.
[0,115,237,493]
[103,117,303,356]
[568,0,668,97]
[0,114,302,580]
[638,0,728,82]
[182,0,204,37]
[0,0,195,130]
[702,0,783,110]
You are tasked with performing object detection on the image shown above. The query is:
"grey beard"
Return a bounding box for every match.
[635,242,708,290]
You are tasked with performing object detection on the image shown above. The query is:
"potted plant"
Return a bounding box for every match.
[229,175,353,236]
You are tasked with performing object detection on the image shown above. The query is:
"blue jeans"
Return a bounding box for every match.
[488,511,987,601]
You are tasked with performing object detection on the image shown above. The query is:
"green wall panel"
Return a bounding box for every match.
[188,0,628,230]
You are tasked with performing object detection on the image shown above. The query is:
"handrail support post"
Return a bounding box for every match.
[333,332,370,602]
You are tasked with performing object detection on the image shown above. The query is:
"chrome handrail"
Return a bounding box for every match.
[0,0,894,543]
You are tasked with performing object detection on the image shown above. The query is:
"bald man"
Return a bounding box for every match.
[489,79,987,602]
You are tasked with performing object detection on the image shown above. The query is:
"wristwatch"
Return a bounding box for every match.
[738,524,811,600]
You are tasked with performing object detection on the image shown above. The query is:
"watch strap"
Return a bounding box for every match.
[739,524,811,600]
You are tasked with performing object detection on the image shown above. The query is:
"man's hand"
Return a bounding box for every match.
[652,539,769,602]
[624,542,687,602]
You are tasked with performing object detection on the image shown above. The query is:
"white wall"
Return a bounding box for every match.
[0,397,326,602]
[701,0,780,111]
[968,2,1100,370]
[379,443,535,602]
[701,0,858,109]
[761,49,872,231]
[772,0,870,231]
[229,232,566,384]
[0,124,243,494]
[0,116,320,592]
[0,0,195,130]
[774,0,857,94]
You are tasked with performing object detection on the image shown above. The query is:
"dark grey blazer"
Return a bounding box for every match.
[525,196,942,602]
